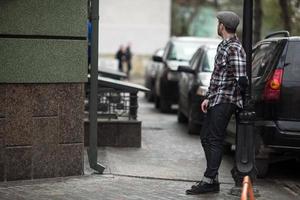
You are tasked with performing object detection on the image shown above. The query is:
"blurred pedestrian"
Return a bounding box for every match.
[115,45,126,72]
[186,11,247,195]
[125,43,133,79]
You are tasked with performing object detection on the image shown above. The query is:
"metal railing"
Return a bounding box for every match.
[97,87,138,120]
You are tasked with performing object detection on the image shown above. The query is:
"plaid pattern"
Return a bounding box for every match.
[206,36,247,108]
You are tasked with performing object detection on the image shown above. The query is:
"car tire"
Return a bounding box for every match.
[188,109,201,134]
[256,159,269,178]
[155,97,160,109]
[177,110,188,123]
[146,92,154,102]
[160,98,171,113]
[188,121,200,134]
[255,128,270,178]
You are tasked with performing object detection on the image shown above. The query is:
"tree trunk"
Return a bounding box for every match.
[253,0,262,44]
[214,0,219,8]
[279,0,291,32]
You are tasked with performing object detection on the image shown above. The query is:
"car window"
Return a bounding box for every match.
[201,48,217,72]
[252,42,277,78]
[155,49,164,57]
[284,41,300,81]
[190,49,202,70]
[163,42,172,60]
[167,41,202,61]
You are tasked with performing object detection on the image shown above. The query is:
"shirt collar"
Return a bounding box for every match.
[222,35,238,45]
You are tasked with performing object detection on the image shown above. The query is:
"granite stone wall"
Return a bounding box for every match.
[0,0,87,181]
[0,84,85,181]
[84,121,141,147]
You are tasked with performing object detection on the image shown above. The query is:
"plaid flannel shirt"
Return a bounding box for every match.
[206,36,247,109]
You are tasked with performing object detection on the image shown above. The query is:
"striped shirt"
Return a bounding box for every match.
[206,36,247,109]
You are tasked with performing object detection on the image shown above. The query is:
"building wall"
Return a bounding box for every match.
[99,0,171,55]
[0,84,84,181]
[0,0,87,181]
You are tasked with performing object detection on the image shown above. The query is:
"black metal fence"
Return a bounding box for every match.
[85,76,148,121]
[97,87,138,120]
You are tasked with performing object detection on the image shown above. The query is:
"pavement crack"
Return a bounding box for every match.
[282,182,300,196]
[108,173,233,185]
[142,126,164,131]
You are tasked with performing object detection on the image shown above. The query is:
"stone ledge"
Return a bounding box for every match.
[84,120,142,148]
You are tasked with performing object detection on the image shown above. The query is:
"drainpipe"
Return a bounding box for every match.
[87,0,105,173]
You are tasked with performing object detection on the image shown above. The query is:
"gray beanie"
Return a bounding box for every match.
[217,11,240,30]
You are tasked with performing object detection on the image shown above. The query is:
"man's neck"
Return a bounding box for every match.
[222,32,235,40]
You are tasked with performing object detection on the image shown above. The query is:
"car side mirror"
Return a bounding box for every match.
[178,65,195,74]
[152,55,163,63]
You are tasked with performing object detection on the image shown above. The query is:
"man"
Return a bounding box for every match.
[186,11,247,195]
[125,43,132,79]
[115,45,126,72]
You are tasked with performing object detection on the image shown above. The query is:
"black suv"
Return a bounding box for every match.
[225,31,300,177]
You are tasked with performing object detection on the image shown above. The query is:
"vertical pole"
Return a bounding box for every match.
[243,0,253,95]
[230,0,257,196]
[88,0,105,173]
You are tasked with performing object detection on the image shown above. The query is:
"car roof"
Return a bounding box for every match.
[260,36,300,43]
[200,43,219,50]
[170,36,221,44]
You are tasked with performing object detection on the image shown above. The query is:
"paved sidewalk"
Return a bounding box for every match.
[0,174,297,200]
[0,91,299,199]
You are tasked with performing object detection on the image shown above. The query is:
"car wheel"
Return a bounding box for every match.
[177,110,188,123]
[155,96,160,109]
[160,98,171,113]
[256,159,269,178]
[146,92,154,102]
[255,128,270,178]
[188,109,201,134]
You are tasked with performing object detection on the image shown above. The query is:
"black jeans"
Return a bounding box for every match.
[200,103,237,179]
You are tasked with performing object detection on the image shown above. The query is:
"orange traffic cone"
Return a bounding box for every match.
[241,176,255,200]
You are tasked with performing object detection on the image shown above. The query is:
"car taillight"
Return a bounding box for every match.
[263,68,284,101]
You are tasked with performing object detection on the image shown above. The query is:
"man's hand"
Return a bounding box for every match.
[201,99,209,113]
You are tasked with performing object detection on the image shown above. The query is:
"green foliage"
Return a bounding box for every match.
[171,0,300,38]
[171,0,218,36]
[262,0,283,37]
[261,0,300,37]
[188,7,218,37]
[289,0,300,35]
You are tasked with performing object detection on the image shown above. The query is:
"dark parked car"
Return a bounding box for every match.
[154,37,220,112]
[144,48,164,102]
[225,31,300,177]
[177,41,220,134]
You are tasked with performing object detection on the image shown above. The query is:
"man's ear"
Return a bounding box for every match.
[220,23,224,31]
